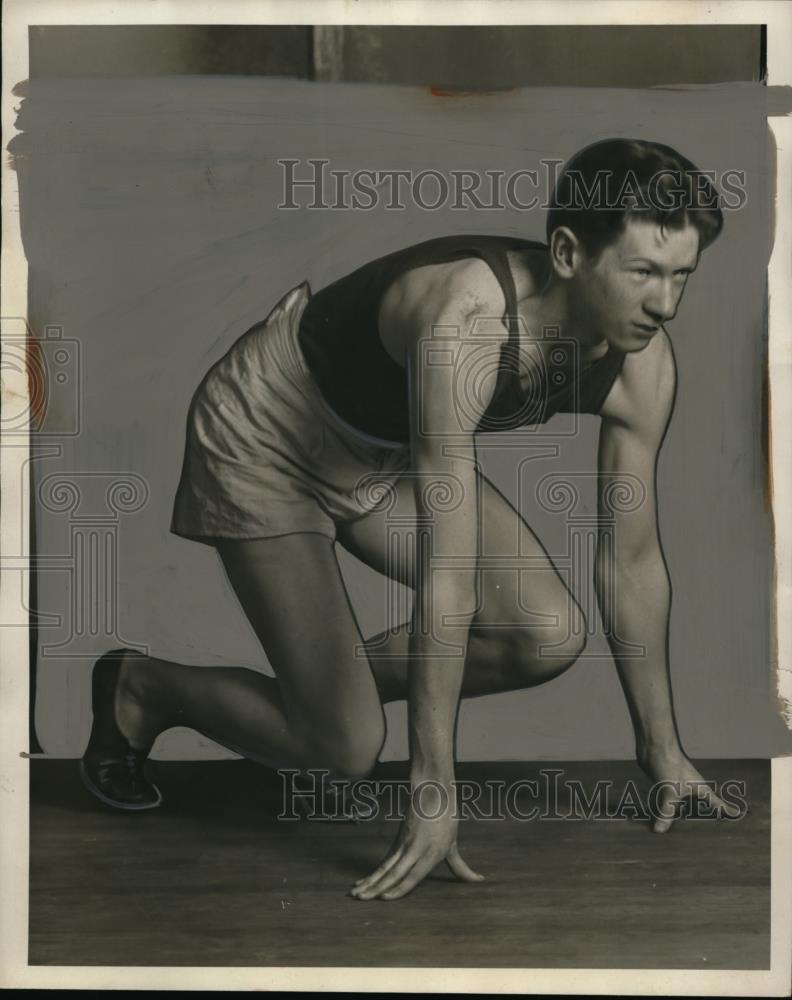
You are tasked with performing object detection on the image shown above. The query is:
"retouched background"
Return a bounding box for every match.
[12,25,787,761]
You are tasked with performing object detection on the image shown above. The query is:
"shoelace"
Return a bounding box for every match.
[97,751,147,792]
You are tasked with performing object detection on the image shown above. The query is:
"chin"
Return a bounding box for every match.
[624,334,657,353]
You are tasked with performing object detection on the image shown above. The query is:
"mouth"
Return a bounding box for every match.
[633,323,659,335]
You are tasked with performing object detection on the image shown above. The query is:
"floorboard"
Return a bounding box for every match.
[28,759,770,969]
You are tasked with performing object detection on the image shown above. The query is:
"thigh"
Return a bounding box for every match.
[336,467,580,635]
[216,532,383,729]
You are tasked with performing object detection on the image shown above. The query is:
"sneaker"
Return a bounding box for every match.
[79,648,163,811]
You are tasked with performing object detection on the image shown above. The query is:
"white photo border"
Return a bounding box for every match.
[1,1,790,993]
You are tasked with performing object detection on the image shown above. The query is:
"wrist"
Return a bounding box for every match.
[410,758,455,788]
[629,710,682,763]
[636,738,687,771]
[407,768,457,824]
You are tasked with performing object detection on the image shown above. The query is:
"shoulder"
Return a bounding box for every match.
[379,256,508,360]
[600,329,677,437]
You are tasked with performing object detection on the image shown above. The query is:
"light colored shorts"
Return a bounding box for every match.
[170,281,412,547]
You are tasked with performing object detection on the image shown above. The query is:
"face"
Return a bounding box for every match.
[573,217,700,352]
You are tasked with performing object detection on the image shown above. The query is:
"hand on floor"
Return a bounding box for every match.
[349,783,484,900]
[639,750,745,833]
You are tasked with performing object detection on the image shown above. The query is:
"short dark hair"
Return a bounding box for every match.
[546,138,724,258]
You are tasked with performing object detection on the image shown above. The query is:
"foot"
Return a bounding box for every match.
[80,649,163,811]
[638,746,743,833]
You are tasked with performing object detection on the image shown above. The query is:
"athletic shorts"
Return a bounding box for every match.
[170,281,412,547]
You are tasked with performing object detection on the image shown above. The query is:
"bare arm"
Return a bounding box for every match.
[405,317,483,787]
[596,330,730,829]
[352,260,505,898]
[595,330,678,758]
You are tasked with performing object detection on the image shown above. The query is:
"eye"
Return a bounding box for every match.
[632,268,652,277]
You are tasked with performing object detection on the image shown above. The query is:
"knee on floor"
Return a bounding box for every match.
[300,716,385,781]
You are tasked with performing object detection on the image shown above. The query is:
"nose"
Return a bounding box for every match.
[643,279,678,324]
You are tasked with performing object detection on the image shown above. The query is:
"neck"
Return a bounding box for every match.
[515,265,608,365]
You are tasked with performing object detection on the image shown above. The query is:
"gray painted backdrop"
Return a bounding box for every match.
[13,77,786,760]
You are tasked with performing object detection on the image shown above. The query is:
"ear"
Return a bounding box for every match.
[549,226,584,279]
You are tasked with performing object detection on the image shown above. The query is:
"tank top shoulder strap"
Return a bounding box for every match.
[380,235,522,344]
[471,244,520,339]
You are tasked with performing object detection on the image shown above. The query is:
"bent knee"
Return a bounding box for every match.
[544,602,587,658]
[507,606,588,683]
[545,609,588,664]
[300,717,385,781]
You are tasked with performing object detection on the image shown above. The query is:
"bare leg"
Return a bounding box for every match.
[336,468,735,830]
[363,626,553,703]
[115,532,387,779]
[117,657,298,765]
[115,473,583,777]
[337,469,588,705]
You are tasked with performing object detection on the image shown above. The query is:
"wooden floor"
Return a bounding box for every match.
[29,759,770,969]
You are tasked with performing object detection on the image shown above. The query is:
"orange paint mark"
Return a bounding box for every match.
[429,86,515,98]
[26,336,48,428]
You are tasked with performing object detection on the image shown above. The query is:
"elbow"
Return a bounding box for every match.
[593,545,671,594]
[595,529,664,572]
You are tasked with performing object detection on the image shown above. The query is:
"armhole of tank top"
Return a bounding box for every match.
[374,241,521,368]
[426,246,519,341]
[591,348,628,415]
[468,247,520,346]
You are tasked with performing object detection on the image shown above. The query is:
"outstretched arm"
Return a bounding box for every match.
[596,330,731,831]
[351,262,504,900]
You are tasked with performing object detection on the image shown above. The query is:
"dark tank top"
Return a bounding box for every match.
[297,234,626,444]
